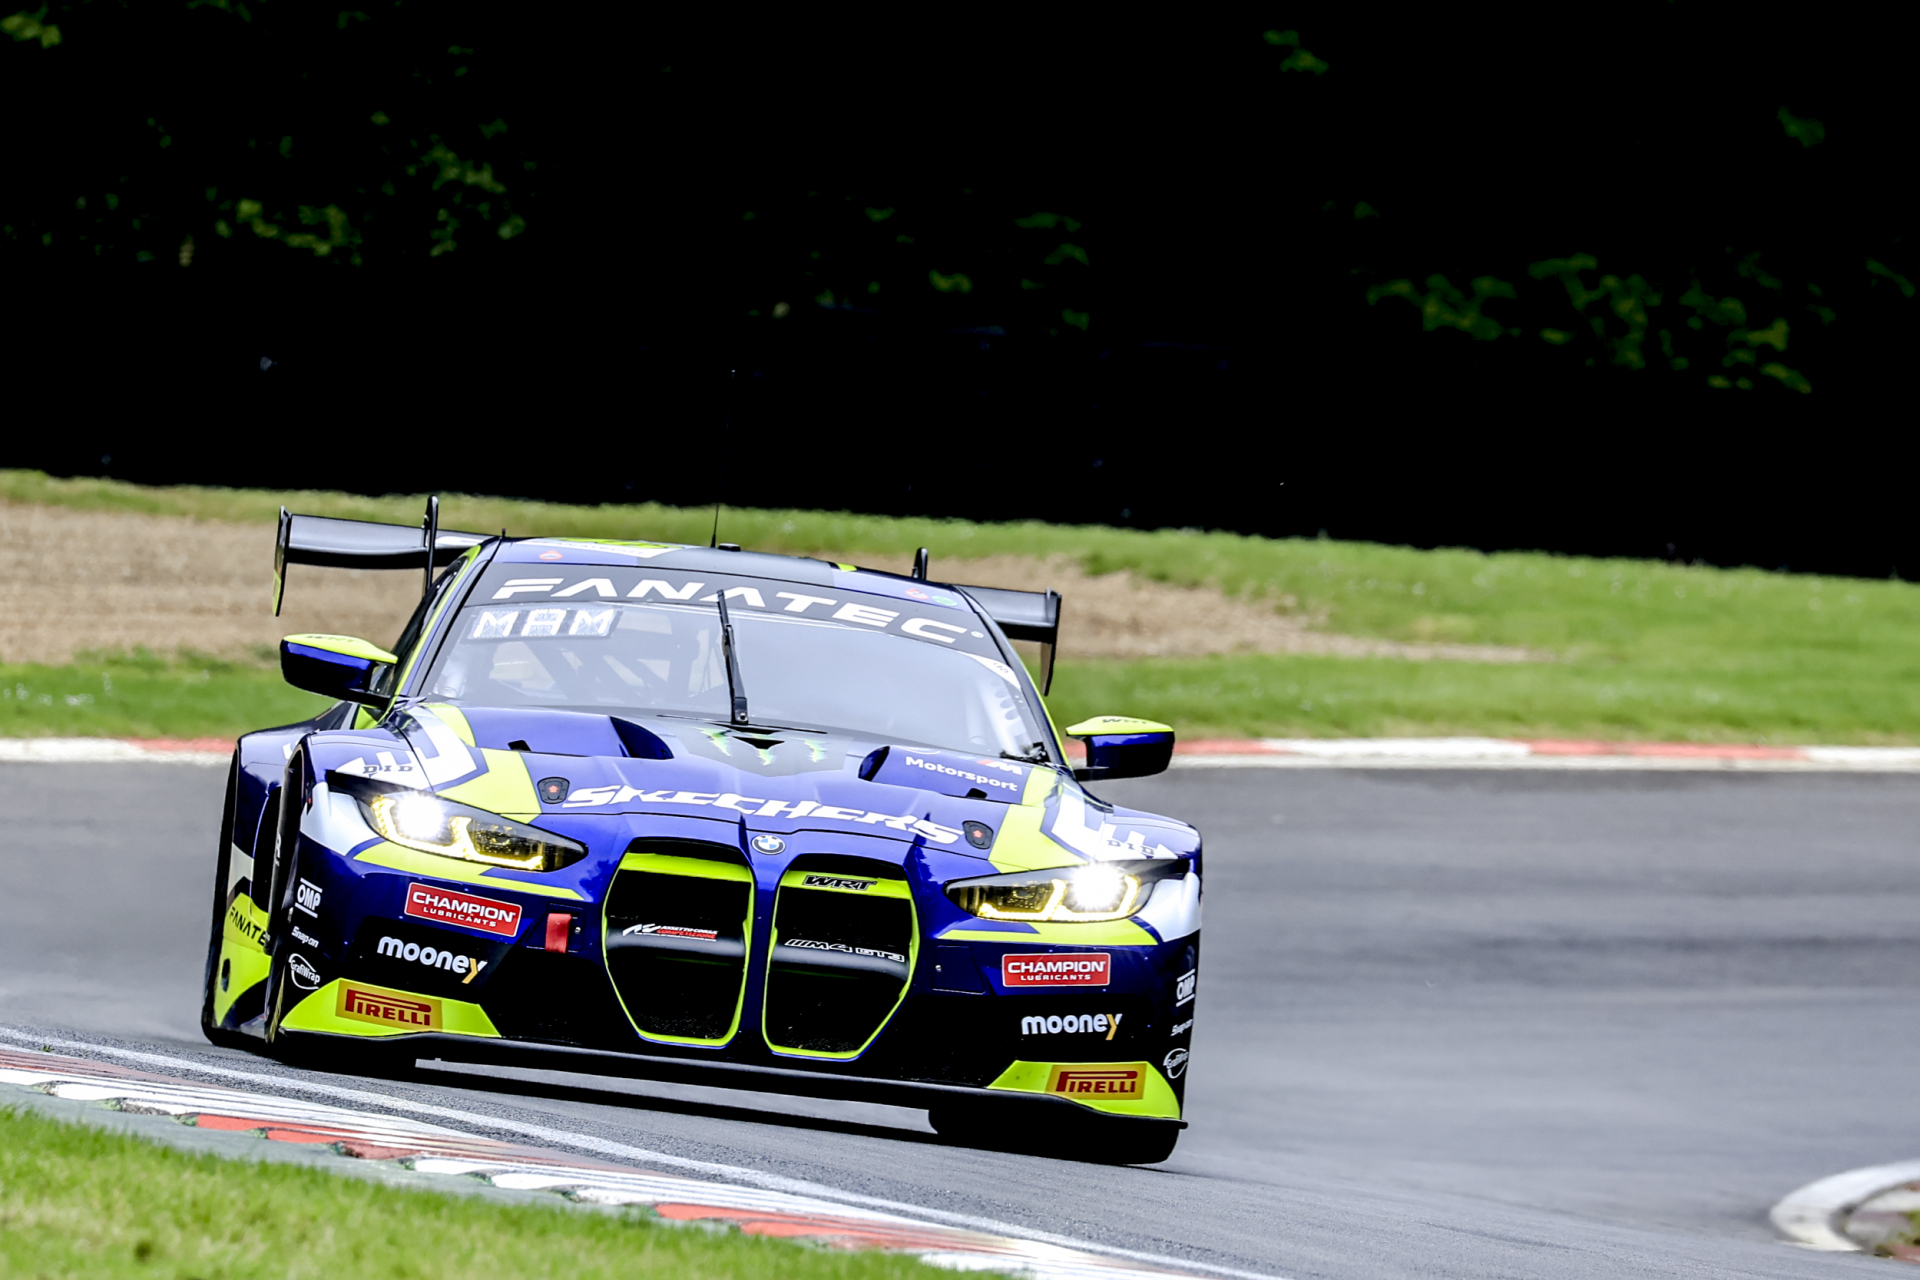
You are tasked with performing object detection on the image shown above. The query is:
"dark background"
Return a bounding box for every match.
[4,4,1911,575]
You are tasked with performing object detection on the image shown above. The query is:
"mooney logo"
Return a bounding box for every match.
[800,874,876,891]
[1021,1012,1122,1039]
[405,884,522,938]
[337,983,440,1030]
[375,936,489,984]
[1047,1064,1148,1100]
[622,923,719,941]
[1002,953,1111,988]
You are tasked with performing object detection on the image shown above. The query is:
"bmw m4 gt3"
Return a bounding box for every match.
[203,503,1202,1163]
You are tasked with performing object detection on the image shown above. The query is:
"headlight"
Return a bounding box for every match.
[945,859,1186,924]
[330,773,587,872]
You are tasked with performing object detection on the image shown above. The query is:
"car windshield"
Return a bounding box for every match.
[421,574,1050,758]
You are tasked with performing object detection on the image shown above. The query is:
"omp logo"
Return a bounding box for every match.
[1021,1012,1123,1040]
[622,923,719,941]
[1175,969,1197,1006]
[375,936,489,984]
[294,878,322,917]
[404,884,522,937]
[902,755,1019,792]
[800,874,876,891]
[1002,953,1111,988]
[337,983,440,1030]
[1047,1064,1148,1100]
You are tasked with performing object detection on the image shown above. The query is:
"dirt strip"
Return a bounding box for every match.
[1,502,1538,665]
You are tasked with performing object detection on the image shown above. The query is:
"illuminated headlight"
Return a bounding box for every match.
[331,774,586,872]
[945,859,1186,924]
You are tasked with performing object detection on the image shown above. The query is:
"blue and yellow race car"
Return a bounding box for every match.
[203,502,1201,1163]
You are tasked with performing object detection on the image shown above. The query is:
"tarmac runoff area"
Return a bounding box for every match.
[6,757,1920,1277]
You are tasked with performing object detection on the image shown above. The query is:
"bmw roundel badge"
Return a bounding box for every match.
[751,834,786,856]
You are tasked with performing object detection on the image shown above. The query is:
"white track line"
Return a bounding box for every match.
[0,1027,1284,1280]
[1770,1159,1920,1251]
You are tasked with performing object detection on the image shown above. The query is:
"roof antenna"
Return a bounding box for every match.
[912,548,930,581]
[421,495,440,598]
[711,369,735,549]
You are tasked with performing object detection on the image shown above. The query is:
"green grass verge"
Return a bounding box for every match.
[0,1105,949,1280]
[9,469,1920,743]
[2,651,331,740]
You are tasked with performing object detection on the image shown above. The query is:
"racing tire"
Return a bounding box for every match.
[199,754,257,1052]
[927,1098,1181,1166]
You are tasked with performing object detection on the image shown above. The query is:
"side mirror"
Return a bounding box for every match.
[280,634,399,707]
[1065,716,1175,782]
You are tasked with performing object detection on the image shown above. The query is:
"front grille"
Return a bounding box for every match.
[764,861,915,1058]
[604,840,752,1045]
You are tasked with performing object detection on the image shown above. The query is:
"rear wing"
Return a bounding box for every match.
[955,584,1062,694]
[274,497,490,615]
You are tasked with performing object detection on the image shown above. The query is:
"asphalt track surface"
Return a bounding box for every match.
[3,761,1915,1279]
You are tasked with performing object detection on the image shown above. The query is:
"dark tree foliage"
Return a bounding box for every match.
[5,4,1914,573]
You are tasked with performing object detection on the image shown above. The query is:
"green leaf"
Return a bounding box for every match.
[1777,106,1825,147]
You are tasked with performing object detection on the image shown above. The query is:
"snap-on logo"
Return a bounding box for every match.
[1001,953,1111,988]
[404,883,522,938]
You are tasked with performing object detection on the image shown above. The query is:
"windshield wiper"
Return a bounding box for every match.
[1000,743,1049,765]
[715,592,751,726]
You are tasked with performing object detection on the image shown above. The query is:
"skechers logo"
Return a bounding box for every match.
[902,755,1019,792]
[1047,1064,1148,1100]
[801,874,876,891]
[376,935,489,984]
[338,983,440,1029]
[622,923,719,941]
[785,938,906,963]
[558,789,962,845]
[1021,1012,1123,1040]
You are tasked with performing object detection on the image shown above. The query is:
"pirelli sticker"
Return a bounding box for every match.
[1047,1063,1149,1101]
[337,981,441,1031]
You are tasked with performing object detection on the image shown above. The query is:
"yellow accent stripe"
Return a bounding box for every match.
[212,938,271,1024]
[352,841,585,899]
[439,747,538,816]
[280,978,500,1038]
[621,852,753,881]
[938,920,1158,946]
[988,1059,1182,1119]
[428,702,477,747]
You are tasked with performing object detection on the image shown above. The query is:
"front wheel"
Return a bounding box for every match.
[200,755,257,1051]
[927,1098,1181,1165]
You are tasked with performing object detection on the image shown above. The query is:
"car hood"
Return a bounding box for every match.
[311,702,1197,871]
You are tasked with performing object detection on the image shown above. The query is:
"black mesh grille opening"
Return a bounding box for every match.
[766,887,914,1055]
[605,840,752,1043]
